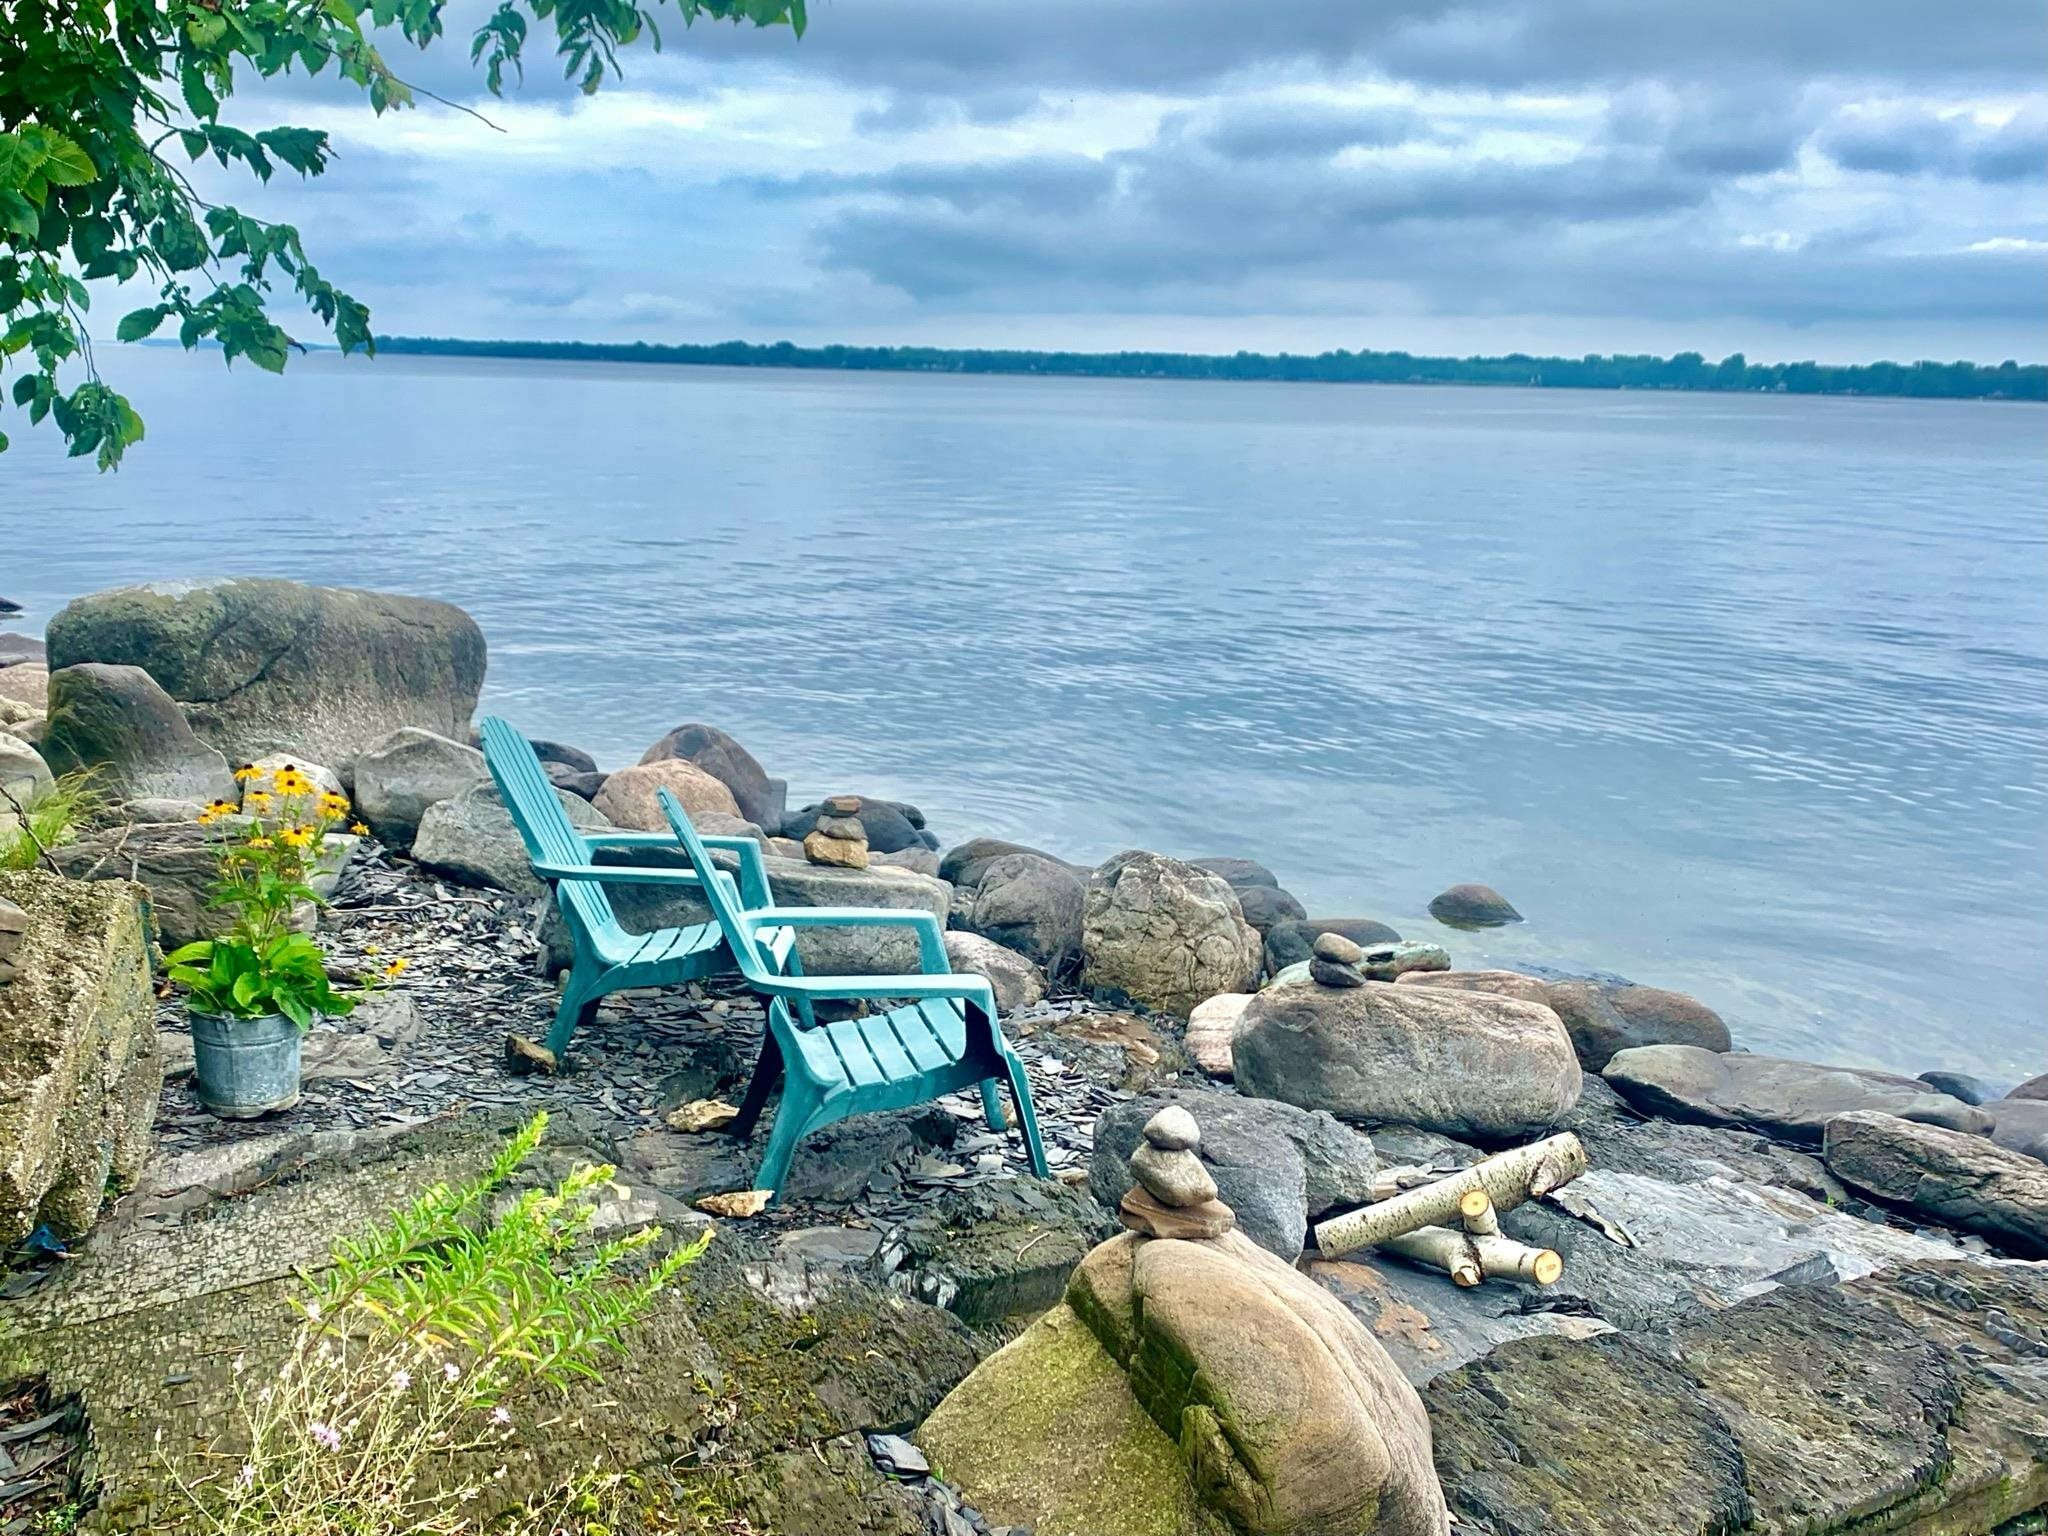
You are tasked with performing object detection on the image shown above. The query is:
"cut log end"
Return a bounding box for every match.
[1531,1248,1564,1286]
[1458,1187,1492,1221]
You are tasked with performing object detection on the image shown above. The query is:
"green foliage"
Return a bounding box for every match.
[158,1110,711,1535]
[0,767,102,871]
[0,0,807,470]
[379,334,2048,403]
[164,761,369,1026]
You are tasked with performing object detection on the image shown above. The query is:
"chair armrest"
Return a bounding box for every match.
[758,970,997,1012]
[531,861,708,887]
[750,906,946,971]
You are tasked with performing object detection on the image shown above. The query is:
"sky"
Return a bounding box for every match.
[182,0,2048,363]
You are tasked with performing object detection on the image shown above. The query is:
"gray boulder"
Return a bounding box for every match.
[941,932,1046,1015]
[1823,1110,2048,1257]
[1232,883,1307,936]
[1988,1097,2048,1163]
[45,579,485,775]
[40,663,234,807]
[0,634,45,668]
[1427,882,1522,927]
[1189,856,1279,889]
[949,851,1086,978]
[0,662,46,711]
[352,728,487,849]
[529,738,598,775]
[765,858,952,976]
[938,837,1074,887]
[1264,917,1401,973]
[1603,1045,1992,1147]
[1541,980,1732,1070]
[2008,1072,2048,1101]
[1081,850,1261,1017]
[1915,1070,2005,1106]
[545,762,606,800]
[1234,980,1582,1140]
[1395,968,1552,1006]
[412,781,608,897]
[0,732,53,832]
[1090,1088,1380,1259]
[640,723,781,828]
[1266,939,1450,986]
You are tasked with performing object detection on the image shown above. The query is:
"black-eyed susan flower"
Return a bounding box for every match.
[349,821,370,837]
[318,791,352,818]
[278,824,315,849]
[383,957,410,979]
[244,789,273,812]
[232,764,266,784]
[248,836,274,850]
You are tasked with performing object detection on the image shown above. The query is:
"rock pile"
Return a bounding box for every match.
[1309,929,1367,986]
[1117,1106,1235,1240]
[804,794,872,869]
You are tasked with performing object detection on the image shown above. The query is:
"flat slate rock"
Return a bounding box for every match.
[1823,1109,2048,1257]
[1602,1044,1991,1147]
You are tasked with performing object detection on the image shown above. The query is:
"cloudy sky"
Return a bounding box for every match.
[198,0,2047,362]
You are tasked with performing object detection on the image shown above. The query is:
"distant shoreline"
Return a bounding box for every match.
[368,334,2048,403]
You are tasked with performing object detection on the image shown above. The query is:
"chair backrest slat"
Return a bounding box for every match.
[656,788,780,985]
[479,716,618,935]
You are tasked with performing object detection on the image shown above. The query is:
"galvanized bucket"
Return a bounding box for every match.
[189,1011,303,1119]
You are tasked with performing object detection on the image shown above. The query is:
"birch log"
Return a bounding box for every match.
[1376,1225,1564,1287]
[1313,1133,1587,1258]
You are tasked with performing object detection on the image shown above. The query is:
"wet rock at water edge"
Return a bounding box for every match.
[0,633,45,668]
[1081,850,1261,1017]
[1263,915,1401,972]
[948,850,1087,977]
[1822,1109,2048,1257]
[639,722,781,827]
[1427,882,1522,928]
[592,758,740,831]
[1916,1069,2006,1106]
[1987,1096,2048,1163]
[1540,979,1731,1070]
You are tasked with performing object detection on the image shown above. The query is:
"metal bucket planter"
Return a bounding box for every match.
[189,1011,303,1119]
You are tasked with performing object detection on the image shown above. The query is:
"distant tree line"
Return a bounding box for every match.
[374,335,2046,401]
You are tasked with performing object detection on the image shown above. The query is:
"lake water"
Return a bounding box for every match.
[4,347,2043,1081]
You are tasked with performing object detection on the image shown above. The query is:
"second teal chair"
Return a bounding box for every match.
[655,786,1050,1198]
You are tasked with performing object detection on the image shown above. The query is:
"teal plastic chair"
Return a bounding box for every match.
[478,716,790,1057]
[654,786,1050,1199]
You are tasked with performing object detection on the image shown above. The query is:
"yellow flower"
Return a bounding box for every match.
[248,836,274,850]
[232,764,266,784]
[319,791,352,817]
[274,767,315,797]
[383,957,410,979]
[196,798,238,826]
[244,790,273,812]
[349,822,370,837]
[278,824,315,849]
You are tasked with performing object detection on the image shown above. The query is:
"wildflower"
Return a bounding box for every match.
[309,1421,342,1451]
[244,790,273,812]
[443,1361,460,1382]
[304,1301,323,1323]
[391,1368,411,1391]
[197,799,236,825]
[273,765,315,796]
[237,1461,255,1488]
[383,957,410,979]
[232,764,265,783]
[350,821,370,836]
[278,824,315,849]
[319,790,352,815]
[247,836,273,851]
[492,1406,512,1428]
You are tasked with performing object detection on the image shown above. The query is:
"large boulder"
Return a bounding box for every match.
[1231,883,1306,936]
[1185,992,1253,1079]
[0,662,46,710]
[1987,1097,2048,1163]
[0,732,53,833]
[1090,1089,1379,1259]
[941,931,1046,1015]
[1189,856,1279,889]
[1233,979,1582,1140]
[1426,882,1521,927]
[1822,1110,2048,1257]
[2008,1072,2048,1101]
[1539,980,1732,1070]
[766,859,952,976]
[639,723,782,827]
[921,1224,1449,1536]
[351,728,486,848]
[592,759,740,832]
[1604,1046,1993,1147]
[949,850,1086,978]
[1264,916,1401,973]
[412,781,609,897]
[39,663,234,807]
[0,870,160,1244]
[1082,851,1261,1017]
[1395,968,1552,1006]
[939,836,1073,888]
[45,579,485,775]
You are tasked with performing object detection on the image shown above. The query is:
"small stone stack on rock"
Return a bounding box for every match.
[1118,1105,1237,1240]
[803,794,871,869]
[1308,930,1366,987]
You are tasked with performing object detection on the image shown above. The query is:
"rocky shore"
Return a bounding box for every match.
[0,577,2042,1536]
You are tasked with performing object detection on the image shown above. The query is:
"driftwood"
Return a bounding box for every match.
[1313,1133,1587,1278]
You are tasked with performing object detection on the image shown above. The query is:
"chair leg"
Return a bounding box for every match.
[978,1078,1009,1131]
[1001,1050,1050,1179]
[754,1085,825,1203]
[546,972,604,1058]
[730,1028,784,1141]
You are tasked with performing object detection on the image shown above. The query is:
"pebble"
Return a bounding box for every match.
[1313,931,1364,964]
[1309,957,1366,988]
[1130,1142,1217,1207]
[812,813,867,841]
[1142,1104,1200,1151]
[822,794,864,815]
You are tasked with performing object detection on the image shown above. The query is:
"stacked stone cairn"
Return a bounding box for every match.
[1118,1104,1238,1240]
[1308,929,1367,987]
[803,794,871,869]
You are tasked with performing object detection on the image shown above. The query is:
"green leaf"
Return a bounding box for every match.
[29,129,96,187]
[0,133,37,192]
[0,189,37,241]
[117,306,167,343]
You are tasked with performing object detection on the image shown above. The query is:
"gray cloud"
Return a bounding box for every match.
[1820,103,2048,183]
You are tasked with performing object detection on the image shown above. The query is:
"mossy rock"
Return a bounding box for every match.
[917,1303,1226,1536]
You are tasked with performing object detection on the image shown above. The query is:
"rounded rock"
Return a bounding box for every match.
[1428,883,1523,928]
[1130,1142,1219,1208]
[1142,1104,1202,1152]
[1313,932,1365,965]
[1309,958,1367,989]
